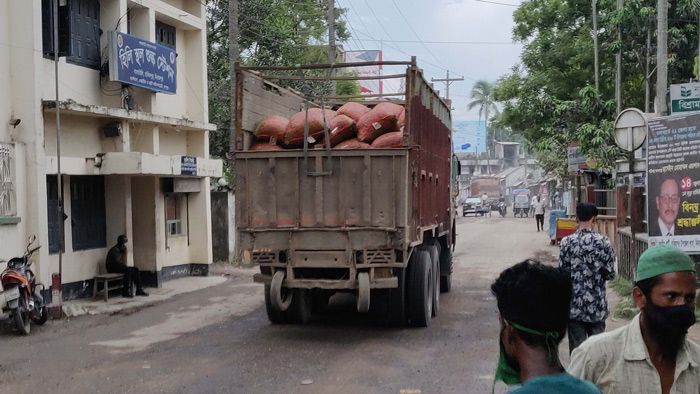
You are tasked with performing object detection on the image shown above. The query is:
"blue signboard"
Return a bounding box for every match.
[109,31,177,94]
[453,120,486,153]
[181,156,197,176]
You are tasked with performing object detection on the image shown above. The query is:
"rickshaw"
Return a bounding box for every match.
[513,189,531,217]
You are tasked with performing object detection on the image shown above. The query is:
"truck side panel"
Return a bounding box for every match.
[405,69,452,242]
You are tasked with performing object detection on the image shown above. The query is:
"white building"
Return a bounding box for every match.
[0,0,221,301]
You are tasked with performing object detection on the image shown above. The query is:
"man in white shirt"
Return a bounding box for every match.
[533,194,546,232]
[531,194,537,216]
[650,178,681,236]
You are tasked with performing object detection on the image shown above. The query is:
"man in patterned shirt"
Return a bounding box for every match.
[559,203,616,353]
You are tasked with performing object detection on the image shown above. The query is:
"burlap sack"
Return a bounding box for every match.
[336,102,370,123]
[370,131,403,148]
[333,139,371,149]
[253,115,288,144]
[356,107,398,143]
[284,108,336,147]
[324,115,357,147]
[250,143,284,151]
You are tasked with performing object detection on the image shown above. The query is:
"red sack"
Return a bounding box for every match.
[323,115,357,147]
[250,143,284,151]
[373,102,404,118]
[336,102,370,123]
[398,108,405,126]
[370,131,403,148]
[356,107,398,143]
[253,115,288,144]
[284,108,336,147]
[333,139,370,149]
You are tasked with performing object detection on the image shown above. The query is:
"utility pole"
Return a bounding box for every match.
[592,0,600,93]
[328,0,336,95]
[615,0,623,113]
[229,0,239,164]
[656,0,668,115]
[432,70,464,100]
[52,0,65,317]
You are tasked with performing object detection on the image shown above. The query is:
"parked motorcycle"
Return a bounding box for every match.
[498,201,507,217]
[1,235,47,335]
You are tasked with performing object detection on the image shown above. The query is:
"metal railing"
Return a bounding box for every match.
[617,227,648,280]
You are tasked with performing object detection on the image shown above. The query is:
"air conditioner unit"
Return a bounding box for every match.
[102,122,121,138]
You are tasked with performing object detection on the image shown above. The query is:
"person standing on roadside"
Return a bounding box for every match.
[490,260,602,394]
[531,194,537,216]
[533,194,546,232]
[559,203,615,353]
[568,244,699,394]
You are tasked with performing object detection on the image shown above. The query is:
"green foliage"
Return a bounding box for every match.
[206,0,351,160]
[336,72,362,98]
[467,80,500,154]
[494,0,700,177]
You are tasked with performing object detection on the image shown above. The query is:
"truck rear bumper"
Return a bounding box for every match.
[253,274,398,289]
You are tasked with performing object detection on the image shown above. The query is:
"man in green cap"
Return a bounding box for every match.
[568,244,699,394]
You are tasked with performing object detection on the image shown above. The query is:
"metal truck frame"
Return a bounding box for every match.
[233,58,457,327]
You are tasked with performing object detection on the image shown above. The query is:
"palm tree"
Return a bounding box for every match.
[467,80,499,157]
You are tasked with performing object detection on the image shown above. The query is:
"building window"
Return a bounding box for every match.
[71,176,107,251]
[166,194,186,236]
[47,176,60,253]
[42,0,101,69]
[0,143,16,219]
[156,21,176,50]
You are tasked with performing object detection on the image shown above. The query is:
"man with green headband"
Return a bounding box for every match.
[491,260,602,393]
[569,244,700,394]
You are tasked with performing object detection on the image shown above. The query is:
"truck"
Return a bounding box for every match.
[233,58,458,327]
[470,176,504,209]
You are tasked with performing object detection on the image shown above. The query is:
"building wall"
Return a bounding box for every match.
[0,0,215,296]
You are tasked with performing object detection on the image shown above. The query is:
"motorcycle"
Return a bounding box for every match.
[498,201,507,217]
[1,235,47,335]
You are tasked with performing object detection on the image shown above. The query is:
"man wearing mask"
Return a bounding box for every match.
[105,235,149,298]
[559,203,616,353]
[568,245,699,394]
[491,260,602,393]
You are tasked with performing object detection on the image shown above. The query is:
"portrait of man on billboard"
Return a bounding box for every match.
[649,178,683,236]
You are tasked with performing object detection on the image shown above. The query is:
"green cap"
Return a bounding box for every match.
[636,244,695,281]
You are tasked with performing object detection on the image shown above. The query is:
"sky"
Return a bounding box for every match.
[337,0,524,121]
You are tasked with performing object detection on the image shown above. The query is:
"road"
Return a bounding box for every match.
[0,215,562,394]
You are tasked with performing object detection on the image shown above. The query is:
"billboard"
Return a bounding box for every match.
[109,31,177,94]
[567,143,589,174]
[343,50,382,95]
[670,82,700,114]
[453,120,486,153]
[647,113,700,251]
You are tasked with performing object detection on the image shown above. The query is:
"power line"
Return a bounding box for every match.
[356,38,517,45]
[389,0,448,70]
[474,0,520,6]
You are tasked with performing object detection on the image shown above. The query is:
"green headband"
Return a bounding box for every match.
[508,321,562,364]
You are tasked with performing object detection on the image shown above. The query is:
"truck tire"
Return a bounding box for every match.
[264,284,288,324]
[425,244,440,317]
[407,249,433,327]
[357,272,371,313]
[388,267,407,326]
[440,247,453,293]
[288,289,312,324]
[270,271,292,312]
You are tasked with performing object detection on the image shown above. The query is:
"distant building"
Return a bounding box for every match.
[0,0,222,301]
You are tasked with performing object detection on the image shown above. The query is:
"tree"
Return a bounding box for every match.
[467,80,499,156]
[206,0,351,160]
[493,0,700,176]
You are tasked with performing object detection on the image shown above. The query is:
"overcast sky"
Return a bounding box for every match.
[338,0,524,121]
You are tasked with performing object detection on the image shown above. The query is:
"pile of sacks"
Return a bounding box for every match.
[250,102,405,151]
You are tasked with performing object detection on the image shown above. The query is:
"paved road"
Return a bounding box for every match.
[0,215,561,394]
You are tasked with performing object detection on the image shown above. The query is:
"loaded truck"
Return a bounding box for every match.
[470,176,504,208]
[233,58,458,327]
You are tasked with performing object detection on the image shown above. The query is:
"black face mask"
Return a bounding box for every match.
[644,300,697,355]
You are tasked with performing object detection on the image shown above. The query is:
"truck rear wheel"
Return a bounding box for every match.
[440,247,453,293]
[270,271,292,312]
[288,289,312,324]
[357,272,371,313]
[407,249,433,327]
[264,284,288,324]
[426,244,440,317]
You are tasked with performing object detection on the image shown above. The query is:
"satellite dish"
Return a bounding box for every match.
[613,108,648,152]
